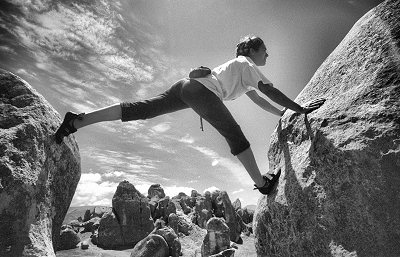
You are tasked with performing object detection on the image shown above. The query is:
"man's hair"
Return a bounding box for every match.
[236,35,264,57]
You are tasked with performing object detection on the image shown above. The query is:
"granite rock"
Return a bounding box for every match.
[254,1,400,256]
[0,69,81,256]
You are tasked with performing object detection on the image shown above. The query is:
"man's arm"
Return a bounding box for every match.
[246,90,284,116]
[257,81,304,113]
[257,82,326,114]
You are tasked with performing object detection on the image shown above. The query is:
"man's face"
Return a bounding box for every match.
[250,43,269,66]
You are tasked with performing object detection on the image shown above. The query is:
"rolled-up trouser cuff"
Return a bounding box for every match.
[120,102,133,122]
[230,139,251,156]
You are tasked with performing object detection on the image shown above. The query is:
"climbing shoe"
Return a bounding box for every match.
[55,112,85,144]
[254,169,282,195]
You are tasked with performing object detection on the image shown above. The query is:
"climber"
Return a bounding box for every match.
[55,35,325,195]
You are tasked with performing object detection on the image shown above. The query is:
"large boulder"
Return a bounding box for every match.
[57,228,80,251]
[218,191,241,243]
[254,1,400,257]
[130,234,169,257]
[152,226,181,257]
[112,181,154,246]
[0,70,81,256]
[148,184,166,199]
[97,211,124,248]
[201,217,231,257]
[153,196,176,222]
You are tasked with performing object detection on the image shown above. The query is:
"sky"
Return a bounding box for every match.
[0,0,383,207]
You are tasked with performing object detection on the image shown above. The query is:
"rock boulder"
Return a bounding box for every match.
[254,1,400,256]
[0,69,81,256]
[148,184,165,199]
[112,181,154,246]
[130,234,169,257]
[201,217,231,257]
[57,228,80,251]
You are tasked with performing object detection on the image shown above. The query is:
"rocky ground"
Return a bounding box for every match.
[56,226,256,257]
[56,206,257,257]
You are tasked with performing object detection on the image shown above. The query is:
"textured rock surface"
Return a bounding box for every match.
[168,213,179,235]
[201,217,231,257]
[0,69,81,256]
[219,191,241,243]
[97,210,124,248]
[254,1,400,256]
[130,234,169,257]
[58,228,80,251]
[232,198,241,211]
[152,226,181,257]
[148,184,166,199]
[112,181,154,247]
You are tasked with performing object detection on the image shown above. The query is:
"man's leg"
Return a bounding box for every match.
[73,104,122,129]
[180,79,268,187]
[236,147,272,187]
[56,80,188,143]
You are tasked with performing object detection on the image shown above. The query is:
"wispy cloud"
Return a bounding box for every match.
[81,147,160,178]
[179,134,195,144]
[3,0,177,111]
[188,145,253,186]
[0,45,16,55]
[232,189,244,195]
[151,122,171,133]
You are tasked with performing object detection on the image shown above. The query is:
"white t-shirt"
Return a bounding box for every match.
[193,55,272,101]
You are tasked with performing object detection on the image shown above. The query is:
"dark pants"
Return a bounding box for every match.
[120,79,250,156]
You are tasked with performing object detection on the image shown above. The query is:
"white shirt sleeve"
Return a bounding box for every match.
[241,62,272,90]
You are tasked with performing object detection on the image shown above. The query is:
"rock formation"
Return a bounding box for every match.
[201,217,232,257]
[113,181,154,247]
[83,206,112,222]
[254,1,400,256]
[232,198,241,211]
[152,226,181,257]
[218,191,241,243]
[97,210,124,248]
[148,183,166,199]
[130,234,169,257]
[58,228,80,251]
[0,69,81,256]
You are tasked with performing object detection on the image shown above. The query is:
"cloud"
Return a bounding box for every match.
[80,172,102,183]
[188,145,253,186]
[72,173,117,206]
[179,134,195,144]
[149,143,176,154]
[232,189,244,195]
[7,0,52,13]
[16,68,36,79]
[81,147,160,179]
[5,1,160,104]
[0,45,16,55]
[164,185,195,197]
[203,186,220,193]
[151,122,171,133]
[97,120,147,135]
[103,171,126,178]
